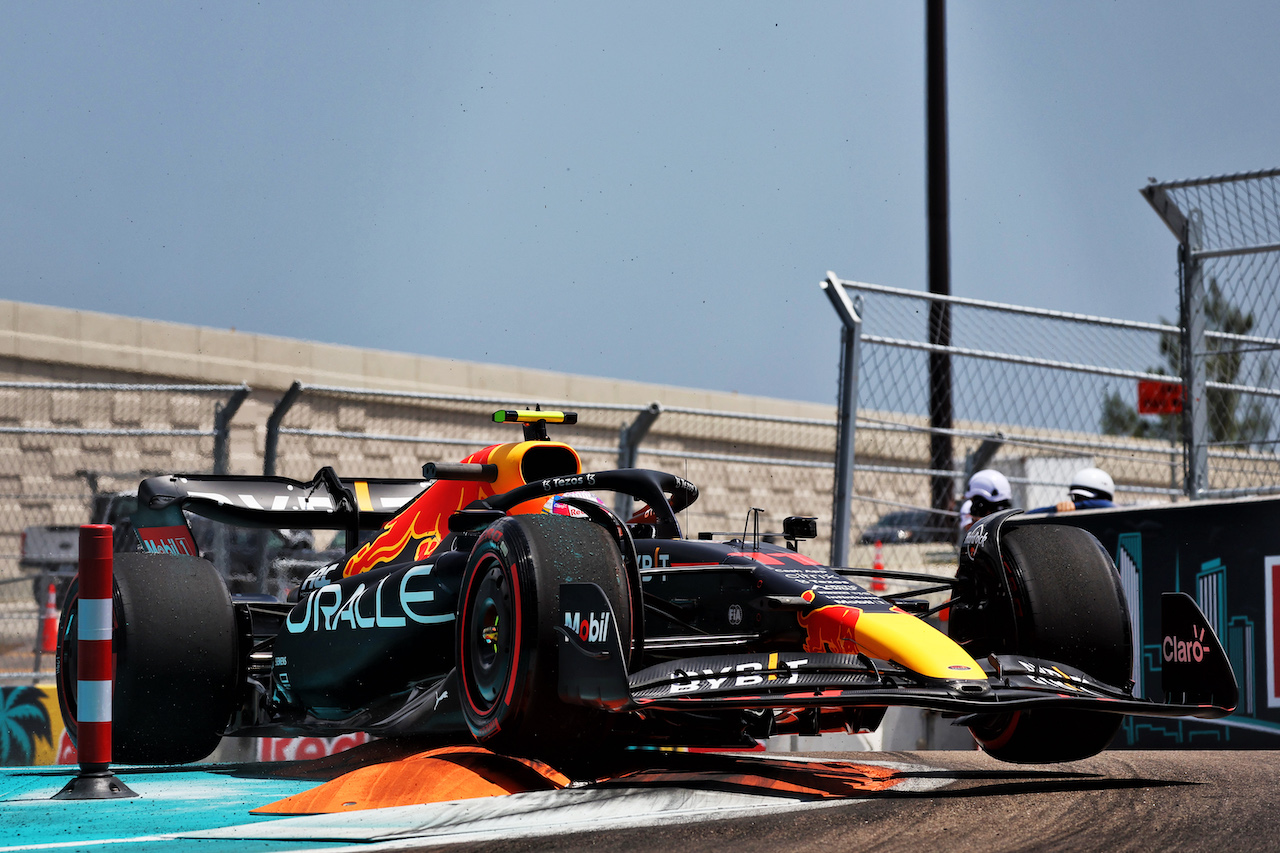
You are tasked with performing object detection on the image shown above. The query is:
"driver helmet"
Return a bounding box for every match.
[544,490,606,518]
[964,469,1012,517]
[1068,467,1114,502]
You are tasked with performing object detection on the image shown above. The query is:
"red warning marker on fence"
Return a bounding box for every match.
[39,582,58,654]
[871,540,886,592]
[1138,378,1184,415]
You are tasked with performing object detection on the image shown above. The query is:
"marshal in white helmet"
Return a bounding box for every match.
[1029,466,1116,514]
[958,468,1013,532]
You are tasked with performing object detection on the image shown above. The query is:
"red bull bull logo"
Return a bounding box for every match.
[343,446,505,576]
[798,604,863,655]
[341,441,577,577]
[342,483,468,576]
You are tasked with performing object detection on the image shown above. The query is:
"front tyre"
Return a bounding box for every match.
[456,514,631,768]
[953,523,1132,763]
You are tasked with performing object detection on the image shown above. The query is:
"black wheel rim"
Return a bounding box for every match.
[467,557,514,712]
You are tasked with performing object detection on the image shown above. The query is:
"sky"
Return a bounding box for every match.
[2,1,1278,406]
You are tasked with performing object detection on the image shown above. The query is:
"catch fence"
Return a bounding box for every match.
[822,168,1280,564]
[264,384,841,557]
[825,276,1188,566]
[0,382,250,678]
[1143,168,1280,497]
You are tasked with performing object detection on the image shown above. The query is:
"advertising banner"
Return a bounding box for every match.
[0,684,368,766]
[1022,494,1280,747]
[0,685,70,766]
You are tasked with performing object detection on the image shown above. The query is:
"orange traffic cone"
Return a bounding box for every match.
[39,582,59,653]
[871,540,886,592]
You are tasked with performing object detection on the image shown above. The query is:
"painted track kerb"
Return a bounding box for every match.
[0,757,940,853]
[184,757,944,851]
[186,768,942,850]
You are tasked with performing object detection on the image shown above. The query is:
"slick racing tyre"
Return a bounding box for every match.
[951,523,1132,763]
[56,552,239,764]
[456,514,632,773]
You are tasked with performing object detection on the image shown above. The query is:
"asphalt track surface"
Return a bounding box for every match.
[443,750,1280,853]
[3,749,1278,853]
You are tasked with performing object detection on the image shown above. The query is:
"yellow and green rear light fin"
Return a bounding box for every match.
[492,410,578,425]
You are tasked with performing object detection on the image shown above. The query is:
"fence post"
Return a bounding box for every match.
[615,402,662,519]
[264,381,304,476]
[1182,212,1209,498]
[212,385,250,475]
[53,525,137,800]
[822,274,863,567]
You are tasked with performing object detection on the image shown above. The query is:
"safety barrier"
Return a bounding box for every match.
[263,383,843,561]
[0,382,250,681]
[823,261,1280,566]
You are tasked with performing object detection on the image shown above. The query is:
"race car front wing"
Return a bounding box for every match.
[556,583,1238,721]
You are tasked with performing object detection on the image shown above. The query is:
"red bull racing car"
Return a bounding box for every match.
[56,410,1237,774]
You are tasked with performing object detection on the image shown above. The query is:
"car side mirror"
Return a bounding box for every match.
[783,516,818,540]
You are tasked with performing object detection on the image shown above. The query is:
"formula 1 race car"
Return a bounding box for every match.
[55,410,1238,774]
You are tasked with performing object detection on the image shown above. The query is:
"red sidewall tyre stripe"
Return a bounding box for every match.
[977,712,1021,752]
[458,544,526,737]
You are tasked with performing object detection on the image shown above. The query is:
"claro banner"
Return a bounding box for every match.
[1020,494,1280,747]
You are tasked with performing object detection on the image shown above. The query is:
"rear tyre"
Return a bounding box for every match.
[456,514,631,772]
[952,523,1132,763]
[56,552,240,764]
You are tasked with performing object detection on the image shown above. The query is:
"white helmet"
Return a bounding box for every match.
[1069,467,1114,501]
[965,469,1011,504]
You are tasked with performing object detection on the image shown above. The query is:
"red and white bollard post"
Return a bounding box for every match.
[53,524,137,799]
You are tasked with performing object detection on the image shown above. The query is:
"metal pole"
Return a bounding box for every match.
[264,381,304,476]
[926,0,955,526]
[823,274,863,566]
[615,402,662,519]
[1183,212,1209,497]
[212,386,250,475]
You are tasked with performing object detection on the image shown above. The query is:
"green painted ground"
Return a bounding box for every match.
[0,763,332,853]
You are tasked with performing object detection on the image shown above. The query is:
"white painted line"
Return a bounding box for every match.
[0,836,169,852]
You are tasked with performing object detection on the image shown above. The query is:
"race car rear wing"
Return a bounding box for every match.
[134,469,429,549]
[557,583,1238,721]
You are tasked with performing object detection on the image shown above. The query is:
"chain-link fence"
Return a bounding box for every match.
[265,384,841,560]
[826,165,1280,564]
[0,382,249,679]
[825,278,1190,567]
[266,385,630,483]
[1,380,848,680]
[1143,169,1280,497]
[629,406,836,555]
